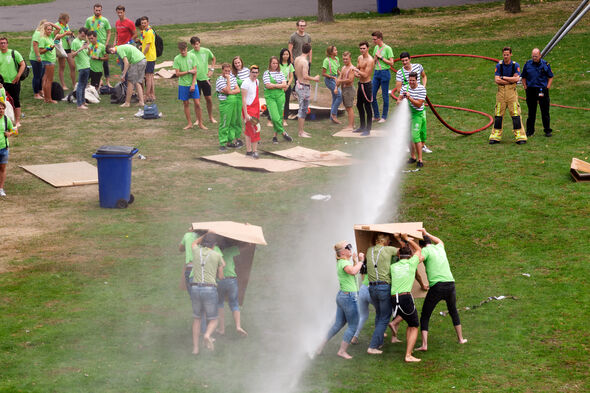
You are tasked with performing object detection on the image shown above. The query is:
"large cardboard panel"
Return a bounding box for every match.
[353,222,428,298]
[264,146,355,167]
[20,161,98,187]
[155,68,175,79]
[155,61,173,69]
[332,129,388,138]
[571,158,590,182]
[201,151,315,172]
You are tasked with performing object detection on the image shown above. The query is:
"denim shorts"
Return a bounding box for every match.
[217,277,239,311]
[0,148,8,164]
[190,285,219,320]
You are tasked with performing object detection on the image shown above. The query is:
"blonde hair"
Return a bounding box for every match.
[36,19,48,32]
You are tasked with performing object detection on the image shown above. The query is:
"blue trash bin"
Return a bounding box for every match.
[377,0,397,13]
[92,145,138,208]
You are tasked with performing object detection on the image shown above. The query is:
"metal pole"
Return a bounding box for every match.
[541,0,590,58]
[542,2,590,58]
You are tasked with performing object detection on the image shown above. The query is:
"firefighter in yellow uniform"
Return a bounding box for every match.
[489,47,527,145]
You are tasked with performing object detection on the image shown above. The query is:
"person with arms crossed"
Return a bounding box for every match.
[521,48,554,138]
[173,41,203,130]
[370,31,394,123]
[264,56,293,144]
[216,63,242,151]
[336,51,356,131]
[293,43,320,138]
[190,36,217,125]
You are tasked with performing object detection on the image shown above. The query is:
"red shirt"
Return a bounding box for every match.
[116,18,136,45]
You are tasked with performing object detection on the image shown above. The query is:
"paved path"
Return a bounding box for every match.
[1,0,496,33]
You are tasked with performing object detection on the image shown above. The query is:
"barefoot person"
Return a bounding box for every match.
[317,241,364,359]
[0,101,17,197]
[173,41,203,130]
[70,28,90,110]
[390,233,426,363]
[415,228,467,351]
[56,13,75,90]
[293,43,319,138]
[354,41,374,136]
[190,36,217,125]
[241,65,261,158]
[0,37,26,127]
[39,22,65,104]
[85,3,112,87]
[87,30,108,90]
[337,51,355,131]
[263,56,293,144]
[106,44,145,108]
[321,45,342,124]
[139,16,156,101]
[189,233,225,354]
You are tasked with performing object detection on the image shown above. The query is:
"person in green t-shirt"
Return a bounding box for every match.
[106,44,146,108]
[321,45,342,124]
[415,229,467,352]
[56,13,76,90]
[0,100,16,197]
[39,22,66,104]
[316,241,364,359]
[389,233,426,363]
[174,41,205,130]
[87,30,108,90]
[70,28,90,109]
[370,30,394,122]
[85,4,112,87]
[189,36,217,125]
[179,229,201,296]
[189,233,225,354]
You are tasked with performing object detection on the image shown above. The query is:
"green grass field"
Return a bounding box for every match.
[1,1,589,392]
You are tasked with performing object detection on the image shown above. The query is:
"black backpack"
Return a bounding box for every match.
[110,82,127,104]
[51,82,64,101]
[154,30,164,57]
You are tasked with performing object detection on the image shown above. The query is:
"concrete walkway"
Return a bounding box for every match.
[1,0,496,33]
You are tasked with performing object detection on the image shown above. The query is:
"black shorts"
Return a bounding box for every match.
[145,60,155,74]
[89,70,102,89]
[65,49,72,54]
[392,293,419,327]
[4,82,21,108]
[197,80,212,97]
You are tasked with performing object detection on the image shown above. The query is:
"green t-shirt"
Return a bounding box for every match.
[29,30,42,60]
[279,63,294,82]
[39,34,56,63]
[89,42,106,72]
[189,246,224,285]
[421,243,455,286]
[372,44,393,71]
[180,232,197,265]
[85,15,111,44]
[58,22,71,50]
[337,258,358,292]
[116,44,145,64]
[322,56,340,76]
[362,274,369,287]
[1,115,14,149]
[189,47,214,81]
[0,50,24,83]
[70,38,90,70]
[390,255,420,294]
[366,245,398,284]
[216,245,239,278]
[173,52,198,87]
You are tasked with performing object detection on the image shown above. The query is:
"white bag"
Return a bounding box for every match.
[4,100,15,124]
[55,41,68,59]
[84,85,100,103]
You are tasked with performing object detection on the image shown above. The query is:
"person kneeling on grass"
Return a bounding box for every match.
[0,100,16,197]
[389,233,428,363]
[316,241,364,359]
[106,43,145,108]
[216,63,243,151]
[173,41,205,130]
[241,65,261,158]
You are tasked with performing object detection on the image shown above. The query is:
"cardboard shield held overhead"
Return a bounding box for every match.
[353,222,429,299]
[191,221,267,305]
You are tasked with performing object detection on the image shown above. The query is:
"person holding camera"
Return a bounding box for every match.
[397,72,427,168]
[316,241,364,359]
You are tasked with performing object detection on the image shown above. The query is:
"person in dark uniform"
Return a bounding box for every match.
[521,48,554,137]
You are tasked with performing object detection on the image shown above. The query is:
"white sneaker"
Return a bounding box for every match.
[0,189,6,197]
[422,145,433,153]
[378,118,386,123]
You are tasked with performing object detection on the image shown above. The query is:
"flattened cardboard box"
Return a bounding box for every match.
[570,158,590,182]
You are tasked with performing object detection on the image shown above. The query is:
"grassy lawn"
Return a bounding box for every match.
[1,1,589,392]
[0,0,52,6]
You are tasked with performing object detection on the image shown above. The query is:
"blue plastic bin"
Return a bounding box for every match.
[92,146,138,208]
[377,0,397,13]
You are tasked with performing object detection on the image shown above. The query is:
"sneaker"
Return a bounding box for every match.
[226,142,238,148]
[219,145,227,151]
[422,145,433,153]
[544,131,552,137]
[272,136,278,144]
[360,130,371,136]
[245,151,253,156]
[489,140,500,145]
[417,161,424,168]
[378,118,386,123]
[0,188,5,197]
[516,140,527,145]
[252,152,259,159]
[526,130,534,137]
[352,128,364,133]
[282,132,293,142]
[235,139,244,148]
[407,157,417,164]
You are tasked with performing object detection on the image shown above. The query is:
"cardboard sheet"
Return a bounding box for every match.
[353,222,428,298]
[20,161,98,187]
[570,158,590,182]
[155,61,173,69]
[332,129,388,138]
[201,151,315,172]
[155,68,176,79]
[264,146,354,167]
[190,221,266,305]
[288,102,344,113]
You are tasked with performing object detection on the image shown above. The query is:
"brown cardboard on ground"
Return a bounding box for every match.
[155,61,173,69]
[353,222,428,298]
[264,146,355,167]
[155,68,175,79]
[288,102,345,114]
[332,129,387,138]
[20,161,98,187]
[570,158,590,182]
[201,151,315,172]
[191,221,266,305]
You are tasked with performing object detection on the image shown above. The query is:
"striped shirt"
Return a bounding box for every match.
[396,63,424,84]
[262,70,285,86]
[233,68,250,82]
[216,74,238,100]
[401,83,427,111]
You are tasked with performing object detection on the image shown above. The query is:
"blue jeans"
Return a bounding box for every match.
[76,68,90,107]
[371,69,391,119]
[354,284,373,339]
[30,59,45,94]
[326,291,359,344]
[217,277,239,311]
[190,286,219,320]
[324,77,342,116]
[368,283,392,349]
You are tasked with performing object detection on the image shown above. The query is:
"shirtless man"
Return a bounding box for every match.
[337,51,356,131]
[294,43,319,138]
[354,41,375,136]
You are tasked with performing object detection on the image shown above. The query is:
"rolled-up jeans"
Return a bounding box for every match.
[326,291,359,344]
[76,68,90,107]
[30,59,45,94]
[368,283,392,349]
[354,284,373,338]
[324,76,342,116]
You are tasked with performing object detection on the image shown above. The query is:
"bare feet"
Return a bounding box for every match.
[367,348,383,355]
[341,127,353,131]
[192,348,199,355]
[120,103,130,107]
[77,105,89,110]
[330,115,341,124]
[63,86,69,91]
[350,336,358,345]
[210,118,217,124]
[45,100,58,104]
[204,335,214,351]
[415,346,427,351]
[138,102,145,107]
[183,124,193,130]
[298,131,311,138]
[405,355,421,363]
[236,327,248,337]
[34,94,43,100]
[391,336,402,343]
[282,120,288,126]
[337,351,352,359]
[198,124,208,130]
[459,338,468,344]
[267,120,273,127]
